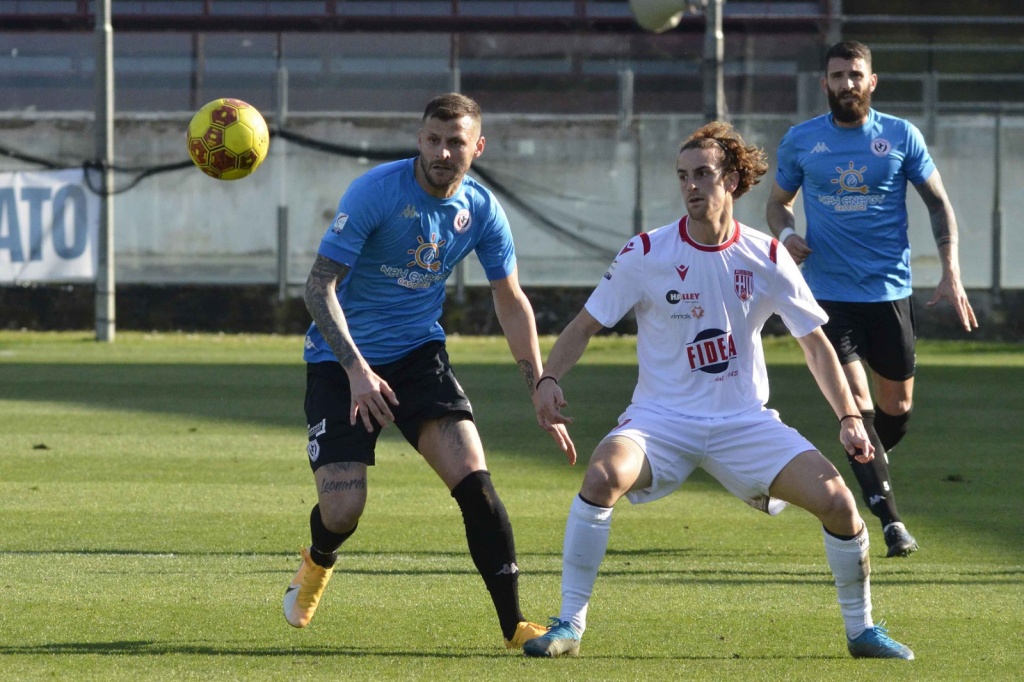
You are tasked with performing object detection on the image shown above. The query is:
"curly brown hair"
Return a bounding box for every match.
[680,121,768,199]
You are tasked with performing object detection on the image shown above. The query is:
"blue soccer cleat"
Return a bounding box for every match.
[523,617,582,658]
[847,622,914,660]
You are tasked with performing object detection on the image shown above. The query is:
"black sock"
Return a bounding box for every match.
[846,411,902,528]
[873,404,911,452]
[309,503,357,569]
[451,470,523,641]
[822,525,861,542]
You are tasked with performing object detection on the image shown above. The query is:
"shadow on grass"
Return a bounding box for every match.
[0,363,304,429]
[5,549,1020,585]
[0,639,844,661]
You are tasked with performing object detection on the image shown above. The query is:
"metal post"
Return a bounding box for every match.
[924,70,938,144]
[450,32,466,305]
[189,32,204,111]
[618,68,634,140]
[633,119,645,236]
[94,0,115,342]
[275,60,289,303]
[826,0,843,46]
[991,108,1003,309]
[702,0,726,122]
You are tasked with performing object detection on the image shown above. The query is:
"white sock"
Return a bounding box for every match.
[822,526,873,639]
[559,495,614,635]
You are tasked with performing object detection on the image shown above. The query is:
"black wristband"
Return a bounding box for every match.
[838,414,862,424]
[535,375,559,391]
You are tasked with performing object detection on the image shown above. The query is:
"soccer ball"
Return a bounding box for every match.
[186,98,270,180]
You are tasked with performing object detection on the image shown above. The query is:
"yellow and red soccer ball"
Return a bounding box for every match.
[186,98,269,180]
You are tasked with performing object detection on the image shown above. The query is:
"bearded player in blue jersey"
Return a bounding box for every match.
[767,41,977,558]
[284,93,574,649]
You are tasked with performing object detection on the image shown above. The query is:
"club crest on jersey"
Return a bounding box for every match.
[734,269,753,302]
[407,233,446,272]
[331,213,349,234]
[453,208,472,233]
[870,138,891,157]
[686,328,737,374]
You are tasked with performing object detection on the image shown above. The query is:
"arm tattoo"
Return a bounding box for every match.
[305,254,360,368]
[917,175,957,249]
[518,359,537,395]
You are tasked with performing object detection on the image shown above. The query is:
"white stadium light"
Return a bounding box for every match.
[628,0,707,33]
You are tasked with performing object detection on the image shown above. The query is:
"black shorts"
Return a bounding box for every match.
[304,341,474,471]
[818,297,916,382]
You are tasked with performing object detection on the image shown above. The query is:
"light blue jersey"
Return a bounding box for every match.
[303,158,516,365]
[775,109,935,302]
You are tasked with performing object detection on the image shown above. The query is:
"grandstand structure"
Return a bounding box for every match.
[1,1,1022,339]
[1,1,1022,117]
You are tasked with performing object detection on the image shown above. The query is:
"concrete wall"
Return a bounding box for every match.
[1,111,1020,338]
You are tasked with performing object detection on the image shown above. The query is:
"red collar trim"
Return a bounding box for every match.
[678,215,740,252]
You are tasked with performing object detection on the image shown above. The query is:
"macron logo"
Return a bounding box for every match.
[811,142,831,154]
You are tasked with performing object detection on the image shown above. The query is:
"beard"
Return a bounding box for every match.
[827,87,871,124]
[418,155,465,191]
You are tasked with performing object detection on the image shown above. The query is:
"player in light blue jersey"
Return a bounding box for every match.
[766,41,977,558]
[284,93,574,649]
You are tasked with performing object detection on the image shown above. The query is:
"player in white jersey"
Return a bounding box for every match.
[523,121,914,660]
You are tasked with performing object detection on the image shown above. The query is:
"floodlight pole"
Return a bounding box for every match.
[991,107,1003,309]
[94,0,116,342]
[275,50,289,304]
[702,0,726,122]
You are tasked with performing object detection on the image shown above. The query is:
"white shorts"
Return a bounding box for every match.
[609,404,817,515]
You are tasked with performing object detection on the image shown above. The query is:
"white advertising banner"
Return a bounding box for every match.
[0,168,100,284]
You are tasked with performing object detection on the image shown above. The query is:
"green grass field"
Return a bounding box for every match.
[1,331,1021,681]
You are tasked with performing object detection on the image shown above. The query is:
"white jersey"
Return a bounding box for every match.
[586,217,827,418]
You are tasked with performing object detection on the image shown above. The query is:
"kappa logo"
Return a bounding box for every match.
[401,204,420,220]
[869,494,886,506]
[495,562,519,576]
[676,264,689,281]
[811,142,831,154]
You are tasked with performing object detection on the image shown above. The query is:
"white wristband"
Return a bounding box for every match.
[778,227,796,243]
